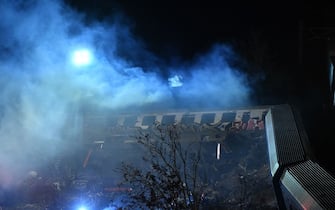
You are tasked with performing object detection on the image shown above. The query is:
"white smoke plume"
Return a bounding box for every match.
[0,0,251,186]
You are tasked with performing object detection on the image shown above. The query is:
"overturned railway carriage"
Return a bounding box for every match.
[80,108,269,173]
[81,108,267,143]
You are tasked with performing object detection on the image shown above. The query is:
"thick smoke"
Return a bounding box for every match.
[167,45,250,109]
[0,0,250,186]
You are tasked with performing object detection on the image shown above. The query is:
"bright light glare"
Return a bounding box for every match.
[78,206,88,210]
[72,49,93,67]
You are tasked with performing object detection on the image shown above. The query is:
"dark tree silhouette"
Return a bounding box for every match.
[118,123,206,210]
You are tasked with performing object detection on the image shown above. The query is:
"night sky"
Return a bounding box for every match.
[66,1,303,59]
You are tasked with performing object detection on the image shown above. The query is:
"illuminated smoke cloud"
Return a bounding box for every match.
[0,0,250,185]
[168,75,183,87]
[167,45,250,108]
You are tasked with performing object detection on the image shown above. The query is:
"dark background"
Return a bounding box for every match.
[65,0,335,175]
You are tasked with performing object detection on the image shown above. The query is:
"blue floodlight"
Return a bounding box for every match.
[71,49,93,67]
[77,206,88,210]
